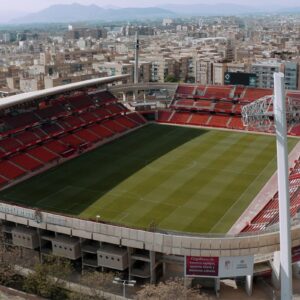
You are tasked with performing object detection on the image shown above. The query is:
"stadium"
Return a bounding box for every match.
[0,74,300,296]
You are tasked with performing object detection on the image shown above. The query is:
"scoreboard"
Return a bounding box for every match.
[224,72,257,87]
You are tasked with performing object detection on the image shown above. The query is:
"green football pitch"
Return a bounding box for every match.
[0,124,298,233]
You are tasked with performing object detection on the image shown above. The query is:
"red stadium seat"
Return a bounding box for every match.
[89,124,114,138]
[169,112,191,124]
[75,129,100,143]
[208,115,230,128]
[176,85,195,96]
[15,131,40,146]
[188,113,210,126]
[126,113,146,124]
[60,134,84,147]
[0,160,25,180]
[27,146,59,163]
[243,88,272,101]
[44,140,69,155]
[11,153,43,171]
[0,137,23,153]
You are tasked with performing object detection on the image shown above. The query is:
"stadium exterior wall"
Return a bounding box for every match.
[1,202,300,258]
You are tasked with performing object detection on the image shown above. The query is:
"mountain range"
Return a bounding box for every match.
[12,4,175,24]
[9,3,300,24]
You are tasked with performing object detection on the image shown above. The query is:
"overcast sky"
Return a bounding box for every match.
[1,0,299,14]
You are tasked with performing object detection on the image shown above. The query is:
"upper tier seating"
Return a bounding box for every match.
[68,94,94,110]
[1,112,40,130]
[35,105,66,120]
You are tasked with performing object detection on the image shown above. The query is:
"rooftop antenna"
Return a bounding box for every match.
[134,30,139,85]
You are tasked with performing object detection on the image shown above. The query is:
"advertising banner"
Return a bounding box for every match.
[185,255,254,278]
[185,256,219,277]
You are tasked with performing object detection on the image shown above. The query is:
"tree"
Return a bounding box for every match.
[0,232,19,286]
[136,278,205,300]
[164,74,179,83]
[69,270,115,300]
[23,255,72,299]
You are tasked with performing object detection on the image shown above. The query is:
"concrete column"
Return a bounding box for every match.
[245,275,253,296]
[122,92,126,102]
[214,278,220,298]
[133,90,137,101]
[271,251,280,289]
[128,247,133,280]
[162,262,166,278]
[150,251,156,284]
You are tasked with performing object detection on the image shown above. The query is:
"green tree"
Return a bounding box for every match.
[23,255,72,299]
[0,232,19,286]
[164,74,179,83]
[69,270,115,300]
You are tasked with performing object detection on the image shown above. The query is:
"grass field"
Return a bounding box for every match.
[0,124,298,233]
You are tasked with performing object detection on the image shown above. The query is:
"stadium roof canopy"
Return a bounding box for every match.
[0,75,129,110]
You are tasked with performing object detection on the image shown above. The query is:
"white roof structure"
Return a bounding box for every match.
[0,75,129,110]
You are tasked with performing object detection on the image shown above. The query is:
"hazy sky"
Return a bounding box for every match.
[1,0,299,13]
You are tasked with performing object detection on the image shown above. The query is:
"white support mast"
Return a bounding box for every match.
[274,72,292,300]
[241,72,299,299]
[134,31,139,85]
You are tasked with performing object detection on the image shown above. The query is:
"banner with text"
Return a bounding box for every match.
[185,255,254,278]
